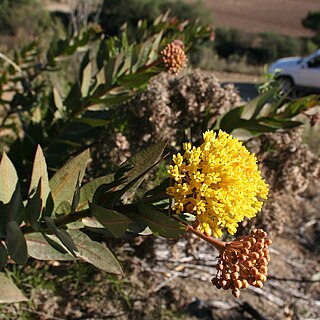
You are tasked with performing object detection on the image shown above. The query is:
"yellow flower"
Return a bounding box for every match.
[167,130,269,238]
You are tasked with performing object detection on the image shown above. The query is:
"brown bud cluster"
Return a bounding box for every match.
[211,229,272,298]
[161,41,187,75]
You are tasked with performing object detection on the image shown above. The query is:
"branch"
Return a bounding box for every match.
[21,208,91,235]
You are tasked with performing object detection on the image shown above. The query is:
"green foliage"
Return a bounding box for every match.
[0,15,211,180]
[216,88,320,139]
[0,141,185,302]
[99,0,212,36]
[213,28,305,65]
[0,0,51,48]
[302,11,320,33]
[302,11,320,46]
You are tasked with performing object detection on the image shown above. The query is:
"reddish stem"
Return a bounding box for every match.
[186,224,226,252]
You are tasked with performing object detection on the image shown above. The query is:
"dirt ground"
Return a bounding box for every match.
[187,0,320,37]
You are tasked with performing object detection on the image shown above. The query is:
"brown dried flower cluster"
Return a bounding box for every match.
[161,41,187,75]
[90,71,240,174]
[211,229,271,298]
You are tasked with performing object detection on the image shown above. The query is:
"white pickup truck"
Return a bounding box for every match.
[268,49,320,93]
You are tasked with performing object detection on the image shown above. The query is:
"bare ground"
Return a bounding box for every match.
[187,0,320,37]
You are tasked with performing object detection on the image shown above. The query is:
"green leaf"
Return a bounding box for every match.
[25,233,75,261]
[118,71,158,88]
[69,230,123,275]
[71,174,81,212]
[78,174,114,211]
[143,178,170,204]
[249,88,277,120]
[219,106,244,133]
[25,179,42,230]
[134,201,186,239]
[29,146,51,210]
[53,87,65,116]
[147,31,163,64]
[44,217,78,256]
[5,221,28,265]
[81,61,92,97]
[72,117,110,127]
[115,141,166,187]
[0,242,7,270]
[0,273,28,303]
[55,201,72,216]
[90,202,132,238]
[50,149,90,212]
[0,152,18,204]
[98,142,167,206]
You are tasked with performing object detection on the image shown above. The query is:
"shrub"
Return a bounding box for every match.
[302,11,320,33]
[0,0,51,48]
[99,0,212,36]
[212,28,305,65]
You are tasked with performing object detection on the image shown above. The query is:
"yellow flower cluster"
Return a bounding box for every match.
[167,130,269,238]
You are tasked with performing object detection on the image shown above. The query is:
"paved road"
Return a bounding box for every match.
[223,82,259,101]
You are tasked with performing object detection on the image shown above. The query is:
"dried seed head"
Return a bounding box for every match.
[210,228,271,297]
[161,41,187,75]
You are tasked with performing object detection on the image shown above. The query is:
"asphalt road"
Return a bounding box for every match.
[223,82,259,101]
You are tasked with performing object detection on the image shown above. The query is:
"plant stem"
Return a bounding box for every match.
[187,225,226,251]
[21,208,91,235]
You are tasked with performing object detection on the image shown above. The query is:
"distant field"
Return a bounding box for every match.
[187,0,320,37]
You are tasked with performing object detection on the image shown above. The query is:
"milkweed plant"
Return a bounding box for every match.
[167,130,271,297]
[4,15,320,303]
[0,126,271,302]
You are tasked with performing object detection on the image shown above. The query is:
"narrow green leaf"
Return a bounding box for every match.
[44,217,78,256]
[219,106,244,133]
[25,179,42,230]
[81,61,92,96]
[115,141,166,186]
[78,174,114,211]
[69,230,123,275]
[250,88,277,120]
[0,242,7,270]
[72,117,110,127]
[71,174,81,212]
[5,221,28,265]
[25,233,75,261]
[134,201,186,239]
[90,202,132,238]
[0,273,28,303]
[53,87,64,116]
[50,149,90,212]
[147,31,163,64]
[0,152,18,204]
[29,145,51,212]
